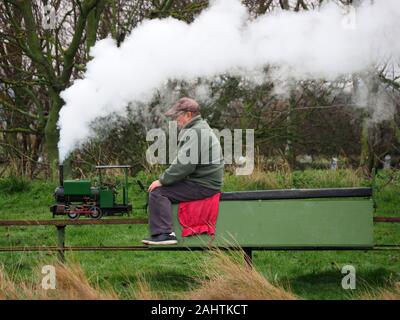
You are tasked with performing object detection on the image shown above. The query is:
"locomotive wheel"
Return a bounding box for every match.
[67,211,80,220]
[89,206,103,219]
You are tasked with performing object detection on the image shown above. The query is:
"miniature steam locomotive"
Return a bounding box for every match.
[50,165,132,219]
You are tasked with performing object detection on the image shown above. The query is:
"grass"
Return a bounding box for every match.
[0,248,296,300]
[361,282,400,300]
[0,168,399,300]
[0,261,118,300]
[0,176,31,195]
[182,248,297,300]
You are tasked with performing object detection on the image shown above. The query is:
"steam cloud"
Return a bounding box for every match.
[59,0,400,162]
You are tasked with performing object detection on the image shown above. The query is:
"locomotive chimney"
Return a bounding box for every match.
[59,164,64,187]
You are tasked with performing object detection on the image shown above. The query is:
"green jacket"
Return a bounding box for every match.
[159,116,224,190]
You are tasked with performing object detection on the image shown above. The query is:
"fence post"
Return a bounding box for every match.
[56,225,66,262]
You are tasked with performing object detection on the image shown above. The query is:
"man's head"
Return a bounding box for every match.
[165,97,200,129]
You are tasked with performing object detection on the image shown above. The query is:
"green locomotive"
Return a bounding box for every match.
[50,165,132,219]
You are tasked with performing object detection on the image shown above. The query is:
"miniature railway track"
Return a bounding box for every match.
[0,216,399,264]
[0,245,399,252]
[0,216,398,226]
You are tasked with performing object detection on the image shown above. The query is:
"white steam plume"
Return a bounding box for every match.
[59,0,400,161]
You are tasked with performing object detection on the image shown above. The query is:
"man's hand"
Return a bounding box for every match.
[148,179,162,192]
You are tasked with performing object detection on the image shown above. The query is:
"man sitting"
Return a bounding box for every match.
[142,97,224,245]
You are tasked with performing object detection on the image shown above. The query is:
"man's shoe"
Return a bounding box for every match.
[142,233,178,245]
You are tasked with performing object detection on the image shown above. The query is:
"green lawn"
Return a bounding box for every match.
[0,169,399,299]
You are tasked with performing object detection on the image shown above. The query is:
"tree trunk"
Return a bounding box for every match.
[280,0,290,10]
[356,74,380,174]
[87,0,107,56]
[359,117,372,170]
[285,92,296,169]
[45,91,63,179]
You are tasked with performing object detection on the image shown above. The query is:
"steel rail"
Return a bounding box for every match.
[0,218,147,226]
[0,245,399,252]
[373,217,400,223]
[0,216,398,226]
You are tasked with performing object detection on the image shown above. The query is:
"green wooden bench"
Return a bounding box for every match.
[169,187,374,249]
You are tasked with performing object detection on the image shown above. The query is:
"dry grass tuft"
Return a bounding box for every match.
[0,262,117,300]
[361,282,400,300]
[133,274,162,300]
[0,266,24,299]
[42,262,118,300]
[183,248,297,300]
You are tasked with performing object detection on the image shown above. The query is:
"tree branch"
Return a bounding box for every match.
[16,1,59,88]
[60,0,102,86]
[0,95,39,119]
[0,128,37,134]
[379,73,400,92]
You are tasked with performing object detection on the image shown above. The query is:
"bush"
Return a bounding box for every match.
[223,169,292,191]
[222,168,370,192]
[0,176,31,194]
[292,169,367,189]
